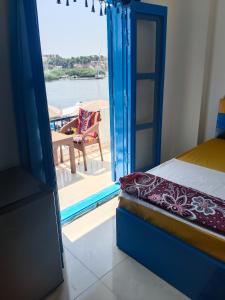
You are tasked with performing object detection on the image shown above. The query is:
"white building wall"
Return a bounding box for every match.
[199,0,225,141]
[144,0,211,161]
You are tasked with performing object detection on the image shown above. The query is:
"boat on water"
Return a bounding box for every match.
[95,74,105,79]
[95,48,106,80]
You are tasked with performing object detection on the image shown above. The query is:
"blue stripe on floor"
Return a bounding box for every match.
[60,183,120,225]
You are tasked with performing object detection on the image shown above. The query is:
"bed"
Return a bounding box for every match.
[116,138,225,299]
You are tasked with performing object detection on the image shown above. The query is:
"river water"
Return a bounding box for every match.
[45,77,109,109]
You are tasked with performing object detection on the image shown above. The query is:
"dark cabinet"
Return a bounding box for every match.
[0,167,63,300]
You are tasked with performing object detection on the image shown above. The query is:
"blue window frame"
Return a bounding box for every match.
[107,1,167,180]
[107,4,130,181]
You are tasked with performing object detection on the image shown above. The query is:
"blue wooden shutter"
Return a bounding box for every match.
[107,4,129,181]
[128,2,167,172]
[108,1,167,180]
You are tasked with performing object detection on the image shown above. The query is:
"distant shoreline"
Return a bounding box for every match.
[46,76,107,82]
[43,55,108,82]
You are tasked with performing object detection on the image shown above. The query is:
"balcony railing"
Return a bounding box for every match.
[50,115,76,131]
[49,107,110,145]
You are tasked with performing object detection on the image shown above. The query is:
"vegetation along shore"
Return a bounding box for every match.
[43,54,108,81]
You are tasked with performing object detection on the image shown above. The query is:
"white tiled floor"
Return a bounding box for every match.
[56,145,113,210]
[46,198,189,300]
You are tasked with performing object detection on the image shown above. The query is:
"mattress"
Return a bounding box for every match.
[119,152,225,262]
[177,138,225,173]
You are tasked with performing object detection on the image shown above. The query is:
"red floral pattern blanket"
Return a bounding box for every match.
[120,173,225,235]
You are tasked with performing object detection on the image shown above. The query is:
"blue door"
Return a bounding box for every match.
[107,5,129,181]
[128,2,167,172]
[108,1,167,180]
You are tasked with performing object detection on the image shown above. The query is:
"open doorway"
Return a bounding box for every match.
[37,0,117,222]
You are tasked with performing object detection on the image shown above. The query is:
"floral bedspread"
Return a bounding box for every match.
[120,173,225,235]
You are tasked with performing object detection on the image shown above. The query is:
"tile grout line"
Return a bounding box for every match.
[64,244,129,298]
[64,246,101,279]
[98,254,129,281]
[98,255,130,296]
[62,213,124,279]
[62,249,98,300]
[73,279,121,300]
[65,243,128,281]
[73,280,98,300]
[61,199,123,299]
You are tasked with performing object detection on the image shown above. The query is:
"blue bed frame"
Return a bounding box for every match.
[116,207,225,299]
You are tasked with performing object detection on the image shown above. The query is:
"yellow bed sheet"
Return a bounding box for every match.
[176,138,225,173]
[119,138,225,262]
[119,197,225,263]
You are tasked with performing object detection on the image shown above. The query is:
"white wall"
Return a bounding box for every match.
[0,0,19,171]
[199,0,225,141]
[144,0,211,161]
[0,0,218,170]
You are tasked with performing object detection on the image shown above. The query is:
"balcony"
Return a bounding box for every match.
[50,103,113,213]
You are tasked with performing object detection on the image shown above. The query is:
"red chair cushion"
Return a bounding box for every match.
[77,108,101,134]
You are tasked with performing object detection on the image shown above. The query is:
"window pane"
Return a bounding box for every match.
[137,20,156,73]
[136,80,155,124]
[135,128,153,171]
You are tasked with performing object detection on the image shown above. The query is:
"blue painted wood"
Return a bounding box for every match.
[117,207,225,300]
[136,73,156,80]
[107,8,116,181]
[151,17,162,167]
[61,184,120,224]
[155,9,167,165]
[107,1,167,178]
[122,8,129,176]
[129,5,137,173]
[107,4,130,181]
[127,7,133,175]
[217,113,225,129]
[23,0,57,189]
[113,6,125,181]
[130,1,167,16]
[127,2,167,172]
[136,122,153,131]
[8,0,63,258]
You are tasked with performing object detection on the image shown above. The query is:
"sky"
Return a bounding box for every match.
[37,0,108,57]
